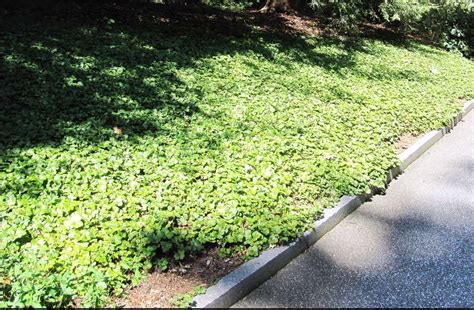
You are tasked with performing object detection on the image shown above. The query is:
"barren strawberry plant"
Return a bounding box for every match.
[1,3,473,307]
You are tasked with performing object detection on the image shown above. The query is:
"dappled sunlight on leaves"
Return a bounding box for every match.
[1,3,473,307]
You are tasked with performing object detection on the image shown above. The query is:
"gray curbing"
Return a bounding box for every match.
[191,99,474,309]
[302,195,362,246]
[462,99,474,116]
[192,239,307,308]
[399,130,443,171]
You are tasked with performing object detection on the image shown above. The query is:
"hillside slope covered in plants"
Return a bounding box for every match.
[1,4,473,307]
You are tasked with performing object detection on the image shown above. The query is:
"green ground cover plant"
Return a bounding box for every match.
[170,285,207,308]
[1,5,473,307]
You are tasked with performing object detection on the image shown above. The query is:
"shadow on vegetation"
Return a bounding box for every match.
[0,0,428,152]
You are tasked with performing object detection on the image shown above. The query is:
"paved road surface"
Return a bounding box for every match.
[235,112,474,308]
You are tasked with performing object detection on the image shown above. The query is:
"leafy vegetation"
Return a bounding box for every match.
[379,0,473,56]
[310,0,382,32]
[1,4,473,307]
[170,285,207,308]
[3,0,473,55]
[307,0,473,56]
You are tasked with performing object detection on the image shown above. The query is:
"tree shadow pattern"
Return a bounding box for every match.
[0,1,431,151]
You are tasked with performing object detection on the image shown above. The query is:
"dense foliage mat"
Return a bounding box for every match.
[1,5,473,307]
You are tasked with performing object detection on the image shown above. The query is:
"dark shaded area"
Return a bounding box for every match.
[0,1,424,152]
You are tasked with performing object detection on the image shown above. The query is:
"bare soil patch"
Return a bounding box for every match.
[395,133,420,154]
[113,248,244,307]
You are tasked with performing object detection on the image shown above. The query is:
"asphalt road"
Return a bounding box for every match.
[235,111,474,308]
